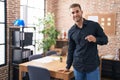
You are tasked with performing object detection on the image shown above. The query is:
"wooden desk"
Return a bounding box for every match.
[19,56,74,80]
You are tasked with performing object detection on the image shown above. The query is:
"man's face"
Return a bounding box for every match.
[70,7,83,22]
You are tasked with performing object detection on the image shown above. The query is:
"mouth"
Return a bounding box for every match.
[74,16,82,22]
[74,17,80,22]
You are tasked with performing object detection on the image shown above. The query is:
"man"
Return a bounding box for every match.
[65,3,108,80]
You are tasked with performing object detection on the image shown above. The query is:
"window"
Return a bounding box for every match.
[20,0,45,54]
[0,0,6,66]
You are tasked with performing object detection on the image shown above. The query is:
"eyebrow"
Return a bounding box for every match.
[71,10,80,14]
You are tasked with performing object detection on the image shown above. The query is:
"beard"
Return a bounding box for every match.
[74,16,82,22]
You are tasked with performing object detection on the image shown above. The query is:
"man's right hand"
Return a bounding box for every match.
[58,68,70,73]
[64,68,70,72]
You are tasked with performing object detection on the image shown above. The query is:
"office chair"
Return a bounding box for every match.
[29,54,43,61]
[28,65,51,80]
[46,50,57,56]
[22,54,43,80]
[29,50,56,61]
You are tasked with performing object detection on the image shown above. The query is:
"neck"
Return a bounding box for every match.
[76,18,83,28]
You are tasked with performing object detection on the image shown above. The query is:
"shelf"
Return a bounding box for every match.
[55,39,68,48]
[56,39,68,41]
[8,27,36,80]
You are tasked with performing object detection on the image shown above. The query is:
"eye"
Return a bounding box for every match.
[76,10,79,13]
[72,12,75,14]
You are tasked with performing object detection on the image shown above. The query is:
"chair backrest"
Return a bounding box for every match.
[28,54,43,61]
[61,45,68,56]
[46,50,57,56]
[28,65,51,80]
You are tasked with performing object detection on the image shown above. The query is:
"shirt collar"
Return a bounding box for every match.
[74,18,89,28]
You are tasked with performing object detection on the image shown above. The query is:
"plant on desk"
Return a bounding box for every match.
[36,13,59,56]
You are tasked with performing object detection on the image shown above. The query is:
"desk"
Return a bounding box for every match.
[19,56,74,80]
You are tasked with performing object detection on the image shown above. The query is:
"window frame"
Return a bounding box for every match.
[0,0,7,66]
[20,0,45,54]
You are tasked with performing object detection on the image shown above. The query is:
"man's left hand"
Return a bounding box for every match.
[85,35,96,42]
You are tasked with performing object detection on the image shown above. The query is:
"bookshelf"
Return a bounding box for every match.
[8,26,36,80]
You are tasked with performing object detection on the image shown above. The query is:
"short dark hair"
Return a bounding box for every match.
[69,3,81,10]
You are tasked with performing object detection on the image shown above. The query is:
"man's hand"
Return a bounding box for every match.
[85,35,96,42]
[64,68,70,72]
[58,68,70,73]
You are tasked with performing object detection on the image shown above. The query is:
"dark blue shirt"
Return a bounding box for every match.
[66,19,108,72]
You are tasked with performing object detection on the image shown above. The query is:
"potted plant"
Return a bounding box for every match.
[36,13,59,55]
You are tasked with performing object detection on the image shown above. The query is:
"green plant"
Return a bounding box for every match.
[36,13,59,53]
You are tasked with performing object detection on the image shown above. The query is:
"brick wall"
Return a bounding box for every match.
[46,0,120,56]
[6,0,20,79]
[0,0,120,80]
[0,66,8,80]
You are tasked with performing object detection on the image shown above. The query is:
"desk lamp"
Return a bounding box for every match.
[13,19,25,27]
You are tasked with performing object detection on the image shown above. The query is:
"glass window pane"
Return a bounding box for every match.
[0,2,5,22]
[20,0,45,54]
[20,0,27,5]
[0,0,5,66]
[0,0,5,2]
[27,7,44,25]
[20,6,24,20]
[0,45,5,65]
[0,24,5,44]
[20,5,27,24]
[28,0,44,8]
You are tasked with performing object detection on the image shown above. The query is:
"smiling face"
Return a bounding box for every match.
[70,6,83,23]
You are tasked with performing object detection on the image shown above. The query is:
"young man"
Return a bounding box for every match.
[65,3,108,80]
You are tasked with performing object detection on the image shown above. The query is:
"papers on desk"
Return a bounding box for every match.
[101,54,114,59]
[32,56,60,63]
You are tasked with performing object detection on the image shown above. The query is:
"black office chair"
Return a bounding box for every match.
[29,54,43,61]
[46,50,57,56]
[28,65,51,80]
[22,54,43,80]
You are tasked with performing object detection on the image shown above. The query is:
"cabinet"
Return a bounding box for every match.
[55,39,68,48]
[51,39,68,56]
[8,27,36,80]
[102,59,120,80]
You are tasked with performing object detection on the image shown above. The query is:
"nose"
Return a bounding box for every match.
[73,12,78,16]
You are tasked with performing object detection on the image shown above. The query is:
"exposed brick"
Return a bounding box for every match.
[1,0,20,80]
[46,0,120,56]
[1,0,120,80]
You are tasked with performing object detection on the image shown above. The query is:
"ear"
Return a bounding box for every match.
[81,10,83,15]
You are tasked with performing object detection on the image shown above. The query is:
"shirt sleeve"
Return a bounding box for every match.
[95,22,108,45]
[66,29,76,69]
